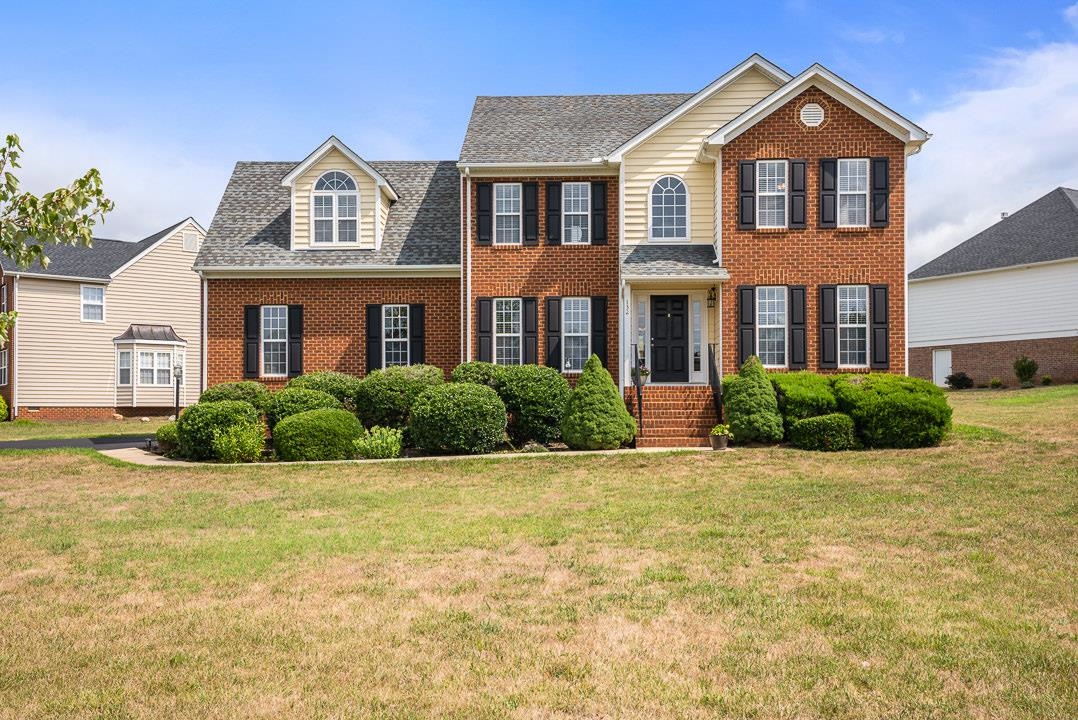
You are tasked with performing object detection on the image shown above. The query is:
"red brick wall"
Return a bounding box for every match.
[206,277,461,389]
[910,337,1078,386]
[16,406,176,421]
[466,176,621,383]
[720,87,907,375]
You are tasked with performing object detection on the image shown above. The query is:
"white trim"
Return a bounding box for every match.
[11,276,18,417]
[112,338,187,347]
[110,217,207,279]
[381,304,410,368]
[195,264,461,278]
[259,305,289,378]
[908,328,1078,348]
[375,186,383,249]
[281,136,399,202]
[755,159,789,229]
[561,182,591,245]
[492,297,523,366]
[457,161,611,172]
[465,172,473,362]
[116,348,132,387]
[908,256,1078,283]
[621,271,730,283]
[80,284,106,323]
[560,297,591,373]
[837,158,870,229]
[755,285,788,369]
[201,276,208,395]
[629,291,711,385]
[647,175,692,242]
[837,284,870,369]
[137,348,176,387]
[310,170,360,245]
[493,182,523,245]
[0,347,8,388]
[6,272,111,283]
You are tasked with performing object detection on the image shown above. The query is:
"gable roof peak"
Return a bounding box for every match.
[280,135,399,201]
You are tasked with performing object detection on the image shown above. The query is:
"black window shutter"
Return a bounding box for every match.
[590,296,608,367]
[818,285,838,369]
[409,304,425,365]
[591,182,607,245]
[476,297,492,363]
[788,286,806,369]
[546,182,562,245]
[790,160,807,229]
[522,297,538,364]
[366,304,383,372]
[819,159,837,228]
[870,284,890,368]
[545,297,561,367]
[476,183,492,245]
[243,305,259,378]
[522,183,539,245]
[871,158,890,228]
[738,161,756,230]
[737,285,755,365]
[287,305,303,377]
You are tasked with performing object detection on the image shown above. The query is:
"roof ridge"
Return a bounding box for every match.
[474,91,693,100]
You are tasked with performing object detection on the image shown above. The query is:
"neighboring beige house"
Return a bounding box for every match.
[0,218,206,419]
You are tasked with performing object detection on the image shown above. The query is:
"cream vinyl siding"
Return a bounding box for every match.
[14,221,203,408]
[622,68,780,245]
[292,147,386,249]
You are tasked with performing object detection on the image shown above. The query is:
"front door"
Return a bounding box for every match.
[932,349,952,387]
[650,295,689,382]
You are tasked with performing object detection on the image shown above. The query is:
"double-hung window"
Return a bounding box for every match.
[562,183,590,244]
[561,298,590,372]
[493,298,522,365]
[312,171,359,244]
[838,285,869,367]
[261,305,288,376]
[494,183,522,244]
[756,160,788,228]
[838,159,869,227]
[0,348,7,387]
[756,286,787,367]
[117,351,132,386]
[81,285,105,322]
[138,351,173,386]
[383,304,410,367]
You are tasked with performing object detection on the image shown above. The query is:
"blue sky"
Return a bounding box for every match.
[3,1,1078,268]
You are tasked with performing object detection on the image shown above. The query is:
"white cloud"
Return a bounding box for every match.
[839,27,905,45]
[907,42,1078,270]
[1065,3,1078,30]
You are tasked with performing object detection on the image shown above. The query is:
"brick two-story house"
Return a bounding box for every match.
[197,54,928,446]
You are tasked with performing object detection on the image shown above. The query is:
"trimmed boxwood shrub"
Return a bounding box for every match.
[212,421,266,463]
[177,400,261,461]
[723,357,783,444]
[199,381,271,411]
[833,373,952,449]
[790,413,859,452]
[286,371,363,406]
[945,372,974,390]
[155,421,179,454]
[561,355,636,450]
[264,387,342,428]
[770,371,838,437]
[450,361,508,389]
[0,395,8,421]
[409,383,507,455]
[354,364,445,430]
[498,364,571,444]
[272,408,364,461]
[354,426,404,459]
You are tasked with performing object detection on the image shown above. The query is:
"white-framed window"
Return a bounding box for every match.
[383,304,410,367]
[0,348,7,387]
[117,350,132,386]
[494,183,522,245]
[756,286,787,368]
[561,298,590,373]
[562,182,590,244]
[650,175,688,240]
[81,285,105,322]
[838,285,870,367]
[1,283,7,314]
[312,171,359,244]
[838,159,870,227]
[493,298,522,365]
[692,299,703,373]
[182,231,200,252]
[137,351,173,386]
[756,160,788,228]
[261,305,288,377]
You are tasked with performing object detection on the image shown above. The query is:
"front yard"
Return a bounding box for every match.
[0,386,1075,718]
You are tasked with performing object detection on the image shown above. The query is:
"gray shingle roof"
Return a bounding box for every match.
[0,221,185,280]
[113,324,187,343]
[195,160,460,270]
[910,187,1078,279]
[620,244,727,277]
[459,93,692,164]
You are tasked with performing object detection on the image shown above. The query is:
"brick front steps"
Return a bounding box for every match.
[624,384,719,448]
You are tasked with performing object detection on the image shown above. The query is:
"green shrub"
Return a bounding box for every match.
[769,371,838,437]
[789,413,859,452]
[212,421,266,463]
[832,374,952,449]
[1042,375,1053,386]
[945,372,974,390]
[561,355,636,450]
[155,421,179,454]
[450,361,508,389]
[286,371,363,406]
[264,387,342,428]
[1014,355,1038,387]
[409,383,507,455]
[272,408,364,461]
[498,364,571,444]
[354,426,404,459]
[989,377,1004,389]
[354,364,445,430]
[723,357,783,444]
[0,394,7,421]
[177,401,261,461]
[199,381,271,411]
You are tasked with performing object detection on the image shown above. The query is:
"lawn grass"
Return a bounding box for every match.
[0,416,168,442]
[0,386,1075,718]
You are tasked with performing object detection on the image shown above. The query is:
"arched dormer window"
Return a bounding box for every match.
[312,171,358,244]
[650,175,689,240]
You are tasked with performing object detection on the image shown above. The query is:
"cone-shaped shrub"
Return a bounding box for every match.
[723,356,783,443]
[560,355,636,450]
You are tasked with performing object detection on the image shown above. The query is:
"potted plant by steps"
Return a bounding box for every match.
[632,364,652,386]
[709,423,732,450]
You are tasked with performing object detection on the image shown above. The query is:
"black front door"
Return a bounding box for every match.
[650,295,689,382]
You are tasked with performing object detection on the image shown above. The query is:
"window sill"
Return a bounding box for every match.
[834,226,871,233]
[304,243,370,250]
[647,237,690,243]
[81,318,106,324]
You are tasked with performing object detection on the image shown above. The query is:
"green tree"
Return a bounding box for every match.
[560,355,636,450]
[0,133,114,341]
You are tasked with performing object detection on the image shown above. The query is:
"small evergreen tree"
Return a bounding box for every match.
[1013,355,1038,387]
[723,356,783,443]
[560,355,636,450]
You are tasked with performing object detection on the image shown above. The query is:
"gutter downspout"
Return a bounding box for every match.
[201,273,208,396]
[701,143,724,384]
[464,167,473,361]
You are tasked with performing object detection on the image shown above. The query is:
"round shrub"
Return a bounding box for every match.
[286,371,363,406]
[0,395,8,421]
[177,401,261,461]
[264,387,342,428]
[212,421,266,463]
[354,364,445,430]
[945,372,974,390]
[790,413,859,452]
[770,371,838,437]
[155,421,179,454]
[354,426,404,459]
[833,374,952,449]
[450,361,508,389]
[409,383,507,455]
[272,408,364,461]
[498,364,571,444]
[723,357,783,444]
[199,381,270,411]
[561,355,636,450]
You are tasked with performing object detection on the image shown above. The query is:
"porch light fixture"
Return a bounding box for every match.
[707,286,716,308]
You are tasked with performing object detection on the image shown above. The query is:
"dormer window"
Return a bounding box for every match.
[312,171,358,244]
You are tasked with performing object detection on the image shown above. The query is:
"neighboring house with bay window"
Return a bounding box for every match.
[197,53,927,446]
[0,218,205,419]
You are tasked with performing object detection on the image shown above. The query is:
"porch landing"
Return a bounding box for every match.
[624,385,719,448]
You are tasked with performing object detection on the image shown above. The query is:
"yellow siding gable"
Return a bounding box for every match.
[292,147,389,250]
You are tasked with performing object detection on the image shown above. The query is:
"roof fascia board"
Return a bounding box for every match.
[280,135,400,201]
[113,338,188,346]
[908,256,1078,283]
[6,271,111,283]
[196,264,461,279]
[457,161,618,177]
[622,271,730,282]
[109,217,203,279]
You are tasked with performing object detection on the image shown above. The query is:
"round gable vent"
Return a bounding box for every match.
[800,103,825,127]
